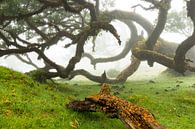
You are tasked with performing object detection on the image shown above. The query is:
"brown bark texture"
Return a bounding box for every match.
[67,83,167,129]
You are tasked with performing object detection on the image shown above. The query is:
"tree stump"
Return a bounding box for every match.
[67,83,167,129]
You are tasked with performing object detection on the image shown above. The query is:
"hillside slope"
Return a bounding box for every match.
[0,66,195,129]
[0,66,123,129]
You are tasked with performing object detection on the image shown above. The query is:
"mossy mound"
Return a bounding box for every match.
[0,66,38,87]
[0,66,68,128]
[0,66,122,129]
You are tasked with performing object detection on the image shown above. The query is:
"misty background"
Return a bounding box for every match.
[0,0,190,80]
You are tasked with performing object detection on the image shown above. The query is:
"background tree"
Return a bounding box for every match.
[165,6,193,37]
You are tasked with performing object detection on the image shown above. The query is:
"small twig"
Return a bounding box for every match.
[131,4,156,10]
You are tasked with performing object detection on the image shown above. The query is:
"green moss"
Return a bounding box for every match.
[0,67,122,129]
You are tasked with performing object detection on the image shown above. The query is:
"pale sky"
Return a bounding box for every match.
[114,0,184,11]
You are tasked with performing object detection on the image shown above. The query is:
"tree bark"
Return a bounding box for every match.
[82,20,139,66]
[67,83,167,129]
[116,56,140,82]
[174,0,195,73]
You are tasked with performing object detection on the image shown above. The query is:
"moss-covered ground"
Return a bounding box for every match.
[0,66,194,129]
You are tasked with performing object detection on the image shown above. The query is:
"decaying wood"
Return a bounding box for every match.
[67,83,167,129]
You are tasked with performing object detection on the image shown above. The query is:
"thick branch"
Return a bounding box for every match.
[62,22,121,78]
[0,48,35,57]
[83,20,138,66]
[116,56,140,82]
[174,0,195,73]
[145,0,170,66]
[68,56,140,84]
[145,0,170,50]
[132,48,175,69]
[132,47,195,73]
[69,69,120,84]
[104,10,154,35]
[0,46,64,74]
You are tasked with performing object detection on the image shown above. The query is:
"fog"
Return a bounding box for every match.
[0,0,188,80]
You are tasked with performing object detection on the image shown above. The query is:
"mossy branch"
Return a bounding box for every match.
[67,83,167,129]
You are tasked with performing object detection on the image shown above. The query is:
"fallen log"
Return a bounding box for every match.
[67,83,167,129]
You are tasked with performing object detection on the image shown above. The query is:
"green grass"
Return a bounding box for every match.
[123,77,195,129]
[0,66,195,129]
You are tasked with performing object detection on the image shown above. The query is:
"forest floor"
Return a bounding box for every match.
[0,66,195,129]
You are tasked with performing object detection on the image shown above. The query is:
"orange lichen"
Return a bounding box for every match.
[86,83,167,129]
[68,83,167,129]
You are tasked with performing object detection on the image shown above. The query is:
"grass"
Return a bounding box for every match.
[123,77,195,129]
[0,66,195,129]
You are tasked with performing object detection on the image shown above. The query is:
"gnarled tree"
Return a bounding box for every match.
[1,0,195,128]
[1,0,195,84]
